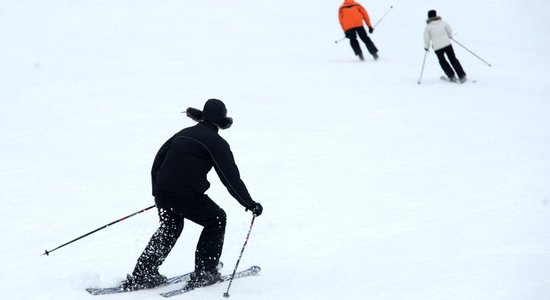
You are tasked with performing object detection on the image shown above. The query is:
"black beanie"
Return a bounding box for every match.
[428,10,437,18]
[186,99,233,129]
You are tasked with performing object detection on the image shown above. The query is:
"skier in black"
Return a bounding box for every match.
[122,98,263,291]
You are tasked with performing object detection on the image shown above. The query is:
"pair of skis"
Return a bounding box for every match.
[85,265,261,298]
[440,75,477,84]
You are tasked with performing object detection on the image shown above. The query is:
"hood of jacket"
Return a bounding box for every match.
[342,0,356,6]
[340,0,359,10]
[426,16,442,24]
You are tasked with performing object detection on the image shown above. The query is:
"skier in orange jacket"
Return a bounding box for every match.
[338,0,378,61]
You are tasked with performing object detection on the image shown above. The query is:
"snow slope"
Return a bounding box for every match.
[1,0,549,299]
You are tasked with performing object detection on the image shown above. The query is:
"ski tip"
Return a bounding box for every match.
[85,288,102,295]
[85,287,124,296]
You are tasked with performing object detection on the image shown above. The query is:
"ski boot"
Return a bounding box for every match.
[121,270,167,291]
[187,269,222,288]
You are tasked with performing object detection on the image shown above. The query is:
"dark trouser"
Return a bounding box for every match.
[345,27,378,56]
[435,45,466,79]
[132,196,227,277]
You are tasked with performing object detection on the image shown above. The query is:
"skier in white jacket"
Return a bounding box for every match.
[424,10,467,83]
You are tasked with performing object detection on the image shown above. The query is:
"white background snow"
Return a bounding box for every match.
[1,0,549,299]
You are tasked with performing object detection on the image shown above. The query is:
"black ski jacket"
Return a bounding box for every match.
[151,122,255,212]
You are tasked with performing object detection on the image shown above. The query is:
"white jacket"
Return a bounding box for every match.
[424,17,453,51]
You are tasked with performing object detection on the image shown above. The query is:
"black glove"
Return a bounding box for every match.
[248,202,263,217]
[368,26,374,34]
[424,48,429,52]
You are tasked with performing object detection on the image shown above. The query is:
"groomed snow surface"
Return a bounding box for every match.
[1,0,549,299]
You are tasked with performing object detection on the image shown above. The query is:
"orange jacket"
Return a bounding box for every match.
[338,0,372,32]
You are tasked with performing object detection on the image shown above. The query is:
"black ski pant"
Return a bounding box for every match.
[345,26,378,56]
[131,195,226,277]
[435,45,466,80]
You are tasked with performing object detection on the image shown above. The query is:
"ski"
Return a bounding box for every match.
[160,265,261,298]
[440,75,476,84]
[86,262,223,295]
[85,272,192,295]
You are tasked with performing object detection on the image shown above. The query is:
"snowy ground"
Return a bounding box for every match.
[1,0,549,299]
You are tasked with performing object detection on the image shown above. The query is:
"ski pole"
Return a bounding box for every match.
[336,5,393,43]
[417,50,429,84]
[334,37,346,44]
[373,5,394,28]
[451,37,492,67]
[223,214,257,298]
[42,205,156,256]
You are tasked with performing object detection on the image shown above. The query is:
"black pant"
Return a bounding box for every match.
[131,196,227,277]
[435,45,466,79]
[345,27,378,56]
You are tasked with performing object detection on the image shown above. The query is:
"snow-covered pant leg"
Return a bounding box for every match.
[435,46,456,79]
[356,27,378,55]
[182,196,226,273]
[445,45,466,79]
[132,208,184,277]
[345,28,363,56]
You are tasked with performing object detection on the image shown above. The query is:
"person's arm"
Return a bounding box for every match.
[211,140,256,209]
[338,8,346,31]
[424,27,431,50]
[151,137,173,195]
[445,22,453,38]
[359,5,372,28]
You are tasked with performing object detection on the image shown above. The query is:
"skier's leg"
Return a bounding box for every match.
[435,46,456,79]
[183,196,227,273]
[357,26,378,58]
[132,207,184,278]
[446,45,467,79]
[345,29,363,59]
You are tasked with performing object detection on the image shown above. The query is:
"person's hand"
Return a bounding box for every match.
[424,48,429,52]
[368,26,374,34]
[249,202,263,217]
